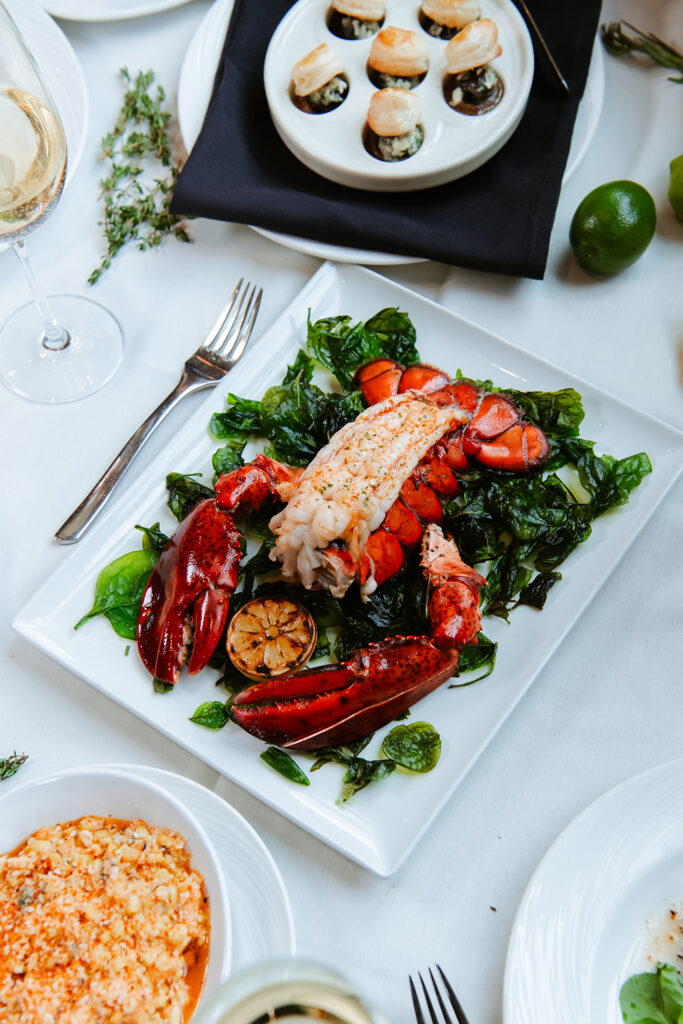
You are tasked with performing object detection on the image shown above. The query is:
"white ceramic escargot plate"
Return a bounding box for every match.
[264,0,534,191]
[13,262,683,876]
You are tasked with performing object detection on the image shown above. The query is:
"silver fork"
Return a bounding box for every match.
[410,966,471,1024]
[55,279,262,544]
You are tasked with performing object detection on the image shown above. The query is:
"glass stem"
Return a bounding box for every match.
[11,238,70,351]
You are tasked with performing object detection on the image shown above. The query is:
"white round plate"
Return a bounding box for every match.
[178,0,603,262]
[265,0,533,193]
[504,759,683,1024]
[2,0,87,252]
[129,764,296,971]
[38,0,193,21]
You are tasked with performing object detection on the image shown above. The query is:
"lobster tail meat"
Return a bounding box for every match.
[231,637,460,749]
[137,499,243,684]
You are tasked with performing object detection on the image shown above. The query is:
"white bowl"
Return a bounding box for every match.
[0,764,232,1009]
[264,0,534,192]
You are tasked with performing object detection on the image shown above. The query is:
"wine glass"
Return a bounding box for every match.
[0,2,123,403]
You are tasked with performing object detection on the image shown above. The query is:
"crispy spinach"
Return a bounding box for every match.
[166,472,213,521]
[307,307,419,389]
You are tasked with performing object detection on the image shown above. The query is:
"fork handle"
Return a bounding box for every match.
[55,373,208,544]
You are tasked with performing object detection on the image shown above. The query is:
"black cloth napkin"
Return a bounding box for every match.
[171,0,601,278]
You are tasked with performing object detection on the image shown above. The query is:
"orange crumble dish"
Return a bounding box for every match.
[0,816,211,1024]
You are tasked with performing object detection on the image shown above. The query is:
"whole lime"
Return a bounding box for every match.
[569,180,656,275]
[668,154,683,220]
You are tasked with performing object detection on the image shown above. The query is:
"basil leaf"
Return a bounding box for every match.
[516,570,562,610]
[381,722,441,772]
[505,387,585,437]
[74,548,158,639]
[166,473,213,521]
[260,747,310,785]
[190,701,230,729]
[153,679,174,694]
[454,632,498,684]
[620,963,683,1024]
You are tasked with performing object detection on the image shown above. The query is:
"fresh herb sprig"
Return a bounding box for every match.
[89,68,190,285]
[0,752,28,781]
[601,22,683,83]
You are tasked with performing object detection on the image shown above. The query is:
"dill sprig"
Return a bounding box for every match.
[89,68,190,285]
[0,752,28,782]
[601,21,683,83]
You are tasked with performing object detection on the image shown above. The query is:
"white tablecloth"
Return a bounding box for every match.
[2,1,682,1021]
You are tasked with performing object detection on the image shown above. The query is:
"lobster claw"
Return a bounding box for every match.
[137,499,242,684]
[231,637,460,750]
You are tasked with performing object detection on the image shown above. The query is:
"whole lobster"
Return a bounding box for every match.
[137,358,550,748]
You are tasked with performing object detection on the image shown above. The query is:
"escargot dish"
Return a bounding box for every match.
[443,18,504,115]
[363,88,424,161]
[290,44,349,114]
[418,0,481,40]
[328,0,386,40]
[367,26,430,90]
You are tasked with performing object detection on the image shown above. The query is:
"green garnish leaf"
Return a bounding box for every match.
[453,632,498,684]
[338,757,395,803]
[620,963,683,1023]
[210,394,262,440]
[260,747,310,785]
[0,752,28,782]
[381,722,441,772]
[74,548,158,639]
[190,701,230,729]
[516,570,562,610]
[153,679,174,694]
[212,437,247,477]
[135,521,169,552]
[166,472,213,521]
[307,307,419,389]
[89,68,190,285]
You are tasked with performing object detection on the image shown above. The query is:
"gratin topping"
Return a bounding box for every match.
[0,816,210,1024]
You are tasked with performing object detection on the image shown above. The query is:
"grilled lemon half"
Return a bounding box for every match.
[226,597,317,680]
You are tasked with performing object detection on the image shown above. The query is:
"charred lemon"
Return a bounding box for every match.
[226,598,317,681]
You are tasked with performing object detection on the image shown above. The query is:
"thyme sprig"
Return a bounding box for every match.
[89,68,190,285]
[0,752,28,782]
[601,21,683,83]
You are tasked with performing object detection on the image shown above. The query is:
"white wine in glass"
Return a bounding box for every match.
[0,2,123,404]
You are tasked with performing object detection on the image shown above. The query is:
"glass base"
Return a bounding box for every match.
[0,294,124,404]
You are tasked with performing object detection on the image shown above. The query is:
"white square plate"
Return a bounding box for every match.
[14,263,683,876]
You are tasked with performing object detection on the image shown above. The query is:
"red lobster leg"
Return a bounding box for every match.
[137,499,242,684]
[215,453,303,512]
[231,637,460,749]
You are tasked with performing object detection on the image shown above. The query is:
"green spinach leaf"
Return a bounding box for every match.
[307,307,419,388]
[135,521,169,553]
[75,548,158,639]
[166,472,213,521]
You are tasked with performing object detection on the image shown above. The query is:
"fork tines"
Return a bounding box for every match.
[409,966,471,1024]
[203,278,263,368]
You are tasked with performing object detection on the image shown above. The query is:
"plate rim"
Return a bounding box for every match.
[12,262,683,876]
[502,757,683,1024]
[38,0,193,22]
